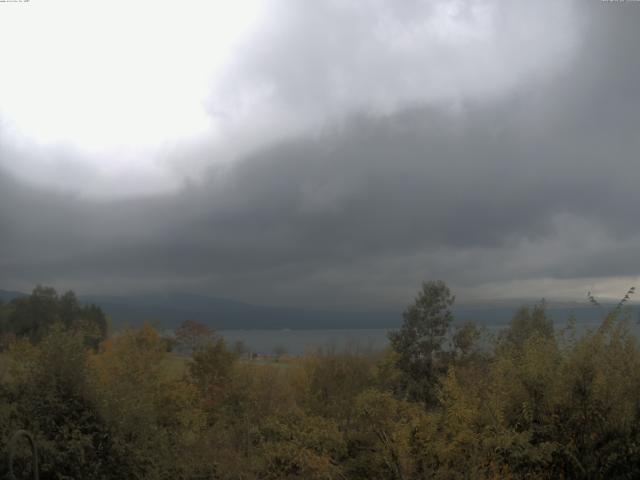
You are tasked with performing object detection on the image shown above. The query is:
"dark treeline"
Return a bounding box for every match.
[1,282,640,479]
[0,285,108,349]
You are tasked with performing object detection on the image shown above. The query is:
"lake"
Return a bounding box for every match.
[218,328,390,355]
[218,319,639,355]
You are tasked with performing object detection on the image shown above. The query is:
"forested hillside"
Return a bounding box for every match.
[1,282,640,479]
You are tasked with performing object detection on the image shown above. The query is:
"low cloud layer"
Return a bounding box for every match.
[1,1,639,308]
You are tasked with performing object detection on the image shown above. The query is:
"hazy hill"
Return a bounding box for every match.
[2,289,637,330]
[81,293,401,330]
[0,289,26,302]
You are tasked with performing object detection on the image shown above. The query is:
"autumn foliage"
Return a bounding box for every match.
[1,283,640,479]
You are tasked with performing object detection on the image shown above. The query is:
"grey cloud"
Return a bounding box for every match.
[211,0,579,113]
[1,1,640,307]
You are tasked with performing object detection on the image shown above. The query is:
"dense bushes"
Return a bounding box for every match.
[2,283,640,478]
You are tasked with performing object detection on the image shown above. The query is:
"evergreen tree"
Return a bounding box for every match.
[388,280,455,405]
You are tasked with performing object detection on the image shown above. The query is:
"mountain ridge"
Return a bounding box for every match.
[2,288,637,330]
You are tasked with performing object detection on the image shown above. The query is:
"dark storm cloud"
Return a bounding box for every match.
[1,1,640,306]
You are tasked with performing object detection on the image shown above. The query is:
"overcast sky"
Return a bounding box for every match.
[0,0,639,309]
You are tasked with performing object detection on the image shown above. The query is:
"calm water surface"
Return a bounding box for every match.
[218,329,389,355]
[219,320,639,355]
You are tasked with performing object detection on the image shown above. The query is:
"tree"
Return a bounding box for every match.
[452,321,482,358]
[9,285,59,342]
[189,338,237,413]
[232,340,249,358]
[499,301,553,350]
[0,325,115,479]
[388,280,455,405]
[0,299,14,351]
[175,319,215,352]
[5,286,108,348]
[257,409,345,480]
[450,321,485,369]
[347,389,427,480]
[304,348,376,421]
[90,323,205,479]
